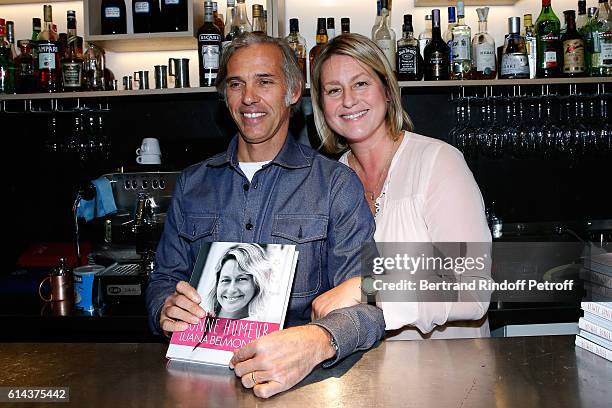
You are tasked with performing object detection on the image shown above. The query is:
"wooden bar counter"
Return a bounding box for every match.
[0,336,610,407]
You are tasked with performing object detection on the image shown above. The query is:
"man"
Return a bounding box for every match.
[145,33,385,399]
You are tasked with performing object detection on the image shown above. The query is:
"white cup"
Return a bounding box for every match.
[137,154,161,164]
[136,138,161,156]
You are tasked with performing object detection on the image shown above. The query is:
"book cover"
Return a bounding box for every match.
[585,253,612,276]
[578,317,612,342]
[580,268,612,289]
[166,242,298,366]
[578,330,612,351]
[575,335,612,362]
[580,302,612,322]
[582,311,612,332]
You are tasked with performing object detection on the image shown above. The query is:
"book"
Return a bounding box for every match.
[166,242,298,366]
[575,335,612,362]
[578,317,612,342]
[582,311,612,332]
[585,253,612,276]
[579,329,612,351]
[580,268,612,289]
[581,302,612,321]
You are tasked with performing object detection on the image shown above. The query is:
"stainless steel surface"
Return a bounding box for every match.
[168,58,190,88]
[102,172,179,214]
[0,336,609,407]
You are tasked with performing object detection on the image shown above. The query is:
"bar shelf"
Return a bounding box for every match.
[2,77,611,102]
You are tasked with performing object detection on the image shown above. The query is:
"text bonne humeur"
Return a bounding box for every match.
[178,316,271,349]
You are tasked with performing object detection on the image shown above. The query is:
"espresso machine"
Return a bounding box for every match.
[90,172,180,308]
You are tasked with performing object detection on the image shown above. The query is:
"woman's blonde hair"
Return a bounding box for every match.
[310,33,414,155]
[203,243,271,319]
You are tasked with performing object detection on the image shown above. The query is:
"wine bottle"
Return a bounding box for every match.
[424,9,450,80]
[535,0,561,78]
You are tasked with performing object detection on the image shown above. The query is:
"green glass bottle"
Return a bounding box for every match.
[535,0,562,77]
[592,0,612,76]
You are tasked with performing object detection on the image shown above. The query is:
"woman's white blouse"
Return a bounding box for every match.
[340,132,493,340]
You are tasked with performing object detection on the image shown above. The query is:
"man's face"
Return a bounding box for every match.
[225,43,299,146]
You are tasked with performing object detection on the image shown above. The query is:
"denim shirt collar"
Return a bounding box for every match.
[207,132,312,170]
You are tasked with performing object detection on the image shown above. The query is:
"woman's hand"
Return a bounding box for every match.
[311,276,362,321]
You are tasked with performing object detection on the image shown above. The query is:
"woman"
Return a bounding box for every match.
[202,244,271,320]
[310,34,492,339]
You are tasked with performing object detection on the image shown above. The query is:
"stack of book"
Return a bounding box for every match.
[575,253,612,361]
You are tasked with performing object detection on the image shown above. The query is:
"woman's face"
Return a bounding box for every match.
[216,259,256,316]
[320,54,389,145]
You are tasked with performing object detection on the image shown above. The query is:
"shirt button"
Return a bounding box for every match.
[253,183,258,189]
[243,184,249,191]
[245,223,254,230]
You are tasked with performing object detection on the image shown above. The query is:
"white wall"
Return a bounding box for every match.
[0,0,593,86]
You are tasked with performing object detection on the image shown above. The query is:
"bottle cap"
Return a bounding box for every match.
[289,18,299,33]
[476,7,489,22]
[326,17,335,29]
[432,9,441,28]
[564,9,576,18]
[317,17,326,33]
[508,17,520,34]
[448,6,456,23]
[252,4,264,18]
[456,1,465,18]
[403,14,413,32]
[227,0,235,6]
[578,0,586,14]
[588,7,598,18]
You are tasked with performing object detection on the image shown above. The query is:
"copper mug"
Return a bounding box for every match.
[39,274,73,302]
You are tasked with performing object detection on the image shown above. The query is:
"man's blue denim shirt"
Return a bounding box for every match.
[145,133,385,365]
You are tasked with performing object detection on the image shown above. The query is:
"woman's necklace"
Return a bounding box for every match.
[349,134,401,210]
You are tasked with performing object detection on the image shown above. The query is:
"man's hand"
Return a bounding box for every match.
[159,281,206,337]
[311,276,362,321]
[230,325,336,399]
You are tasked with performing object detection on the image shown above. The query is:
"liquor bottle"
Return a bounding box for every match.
[582,6,598,75]
[252,4,266,34]
[577,0,588,30]
[213,2,225,35]
[285,18,307,82]
[162,0,188,32]
[198,1,222,87]
[523,14,538,79]
[396,14,423,81]
[451,1,472,79]
[418,14,432,59]
[592,0,612,76]
[424,9,451,81]
[327,17,336,40]
[6,21,17,61]
[15,40,36,93]
[341,17,350,34]
[133,0,161,33]
[101,0,127,34]
[0,19,15,94]
[472,7,496,80]
[372,0,382,39]
[222,0,235,48]
[561,10,586,77]
[373,0,396,70]
[83,42,106,91]
[309,17,328,80]
[31,18,41,65]
[62,10,83,92]
[228,0,252,40]
[500,17,530,79]
[535,0,561,78]
[61,10,84,91]
[37,5,60,92]
[443,6,456,47]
